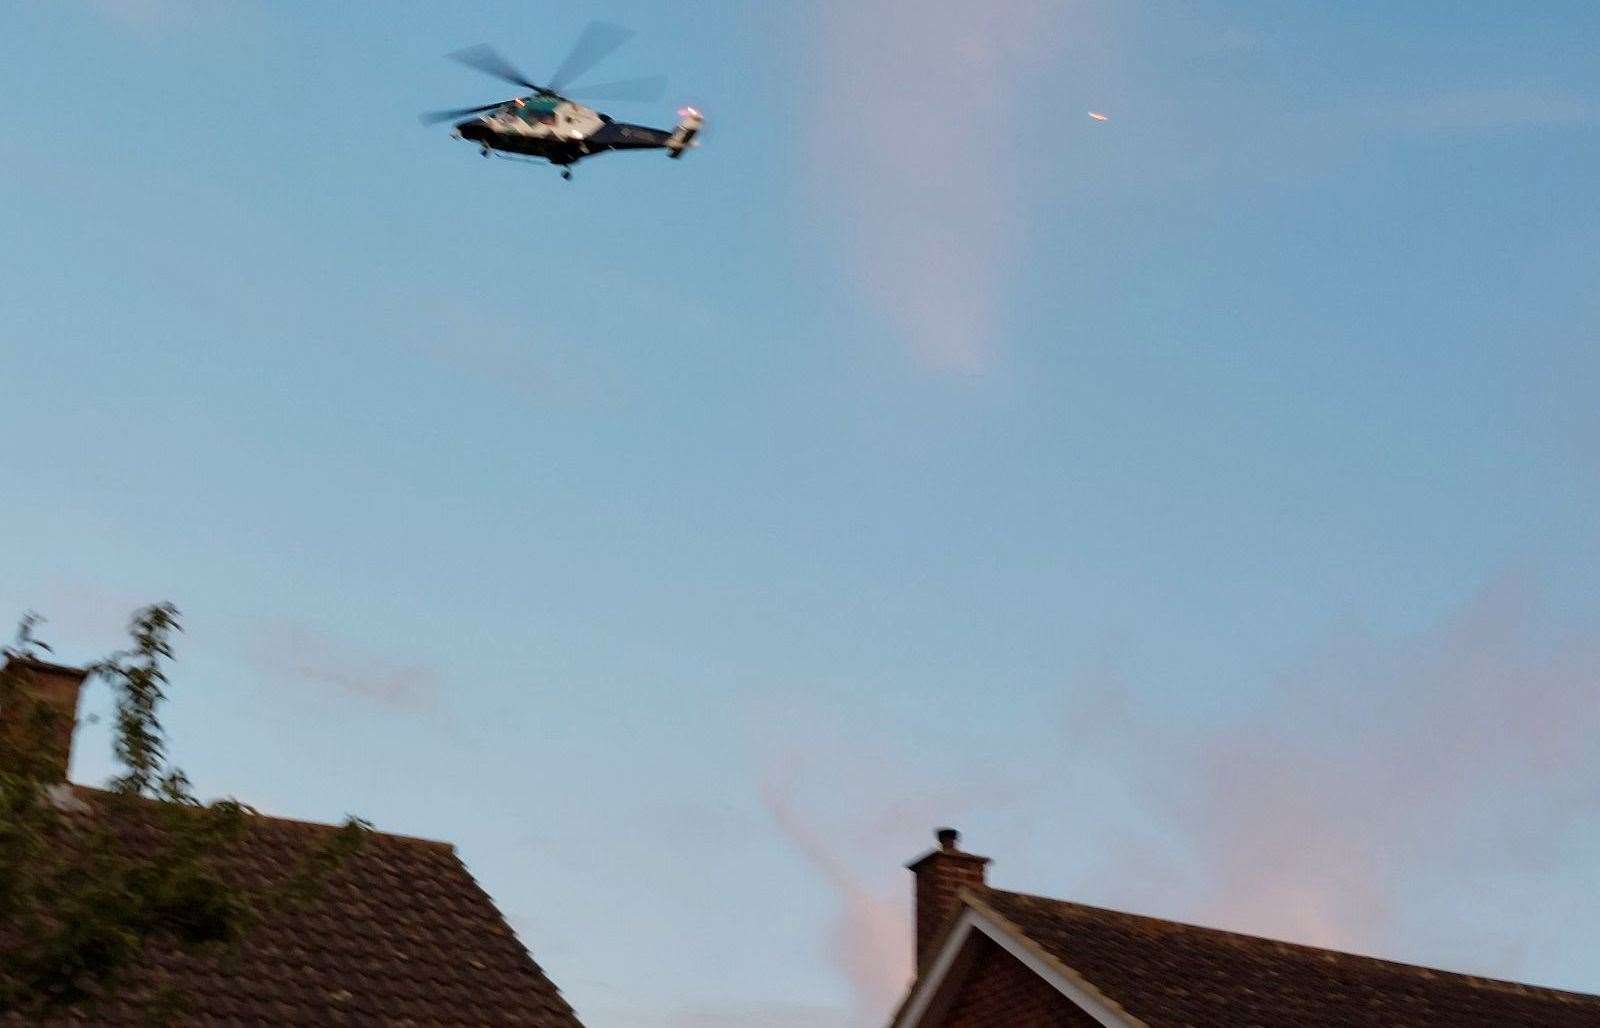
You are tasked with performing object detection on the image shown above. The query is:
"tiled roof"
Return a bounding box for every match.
[17,788,583,1027]
[974,889,1600,1027]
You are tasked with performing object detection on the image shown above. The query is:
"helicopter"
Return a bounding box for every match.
[421,22,703,180]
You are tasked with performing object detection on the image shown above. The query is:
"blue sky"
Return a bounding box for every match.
[3,2,1599,1025]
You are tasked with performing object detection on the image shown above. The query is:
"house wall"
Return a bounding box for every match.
[937,935,1103,1027]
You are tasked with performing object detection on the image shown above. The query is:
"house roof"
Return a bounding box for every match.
[956,887,1600,1028]
[18,788,583,1027]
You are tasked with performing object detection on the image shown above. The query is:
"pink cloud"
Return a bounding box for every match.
[760,759,911,1025]
[805,3,1073,372]
[756,741,1031,1025]
[17,581,164,659]
[1070,573,1600,975]
[244,621,442,710]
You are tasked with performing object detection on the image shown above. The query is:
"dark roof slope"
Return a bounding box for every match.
[977,888,1600,1028]
[20,789,583,1027]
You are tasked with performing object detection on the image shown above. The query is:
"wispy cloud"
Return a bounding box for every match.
[806,2,1072,372]
[761,758,911,1026]
[1068,573,1600,976]
[757,740,1030,1025]
[245,621,442,710]
[17,581,165,660]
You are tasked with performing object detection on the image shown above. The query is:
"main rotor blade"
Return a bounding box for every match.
[448,44,542,92]
[547,21,634,94]
[568,74,667,103]
[419,100,507,125]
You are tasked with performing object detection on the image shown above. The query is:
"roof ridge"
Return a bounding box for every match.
[69,784,455,851]
[5,655,89,677]
[983,888,1600,1006]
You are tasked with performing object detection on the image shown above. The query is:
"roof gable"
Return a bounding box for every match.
[891,897,1141,1028]
[897,888,1600,1028]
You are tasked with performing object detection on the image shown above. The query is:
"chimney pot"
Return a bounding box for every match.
[936,827,960,851]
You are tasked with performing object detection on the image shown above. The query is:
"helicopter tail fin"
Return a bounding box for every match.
[666,107,703,158]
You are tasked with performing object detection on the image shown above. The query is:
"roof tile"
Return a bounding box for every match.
[977,889,1600,1027]
[10,788,583,1027]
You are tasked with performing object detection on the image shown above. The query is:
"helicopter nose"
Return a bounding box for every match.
[456,121,486,140]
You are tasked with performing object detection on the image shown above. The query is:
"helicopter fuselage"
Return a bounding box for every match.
[454,97,682,168]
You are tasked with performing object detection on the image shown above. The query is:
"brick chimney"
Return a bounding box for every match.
[907,827,990,970]
[0,656,89,781]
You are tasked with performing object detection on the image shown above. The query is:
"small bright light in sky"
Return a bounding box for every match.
[5,4,1600,1026]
